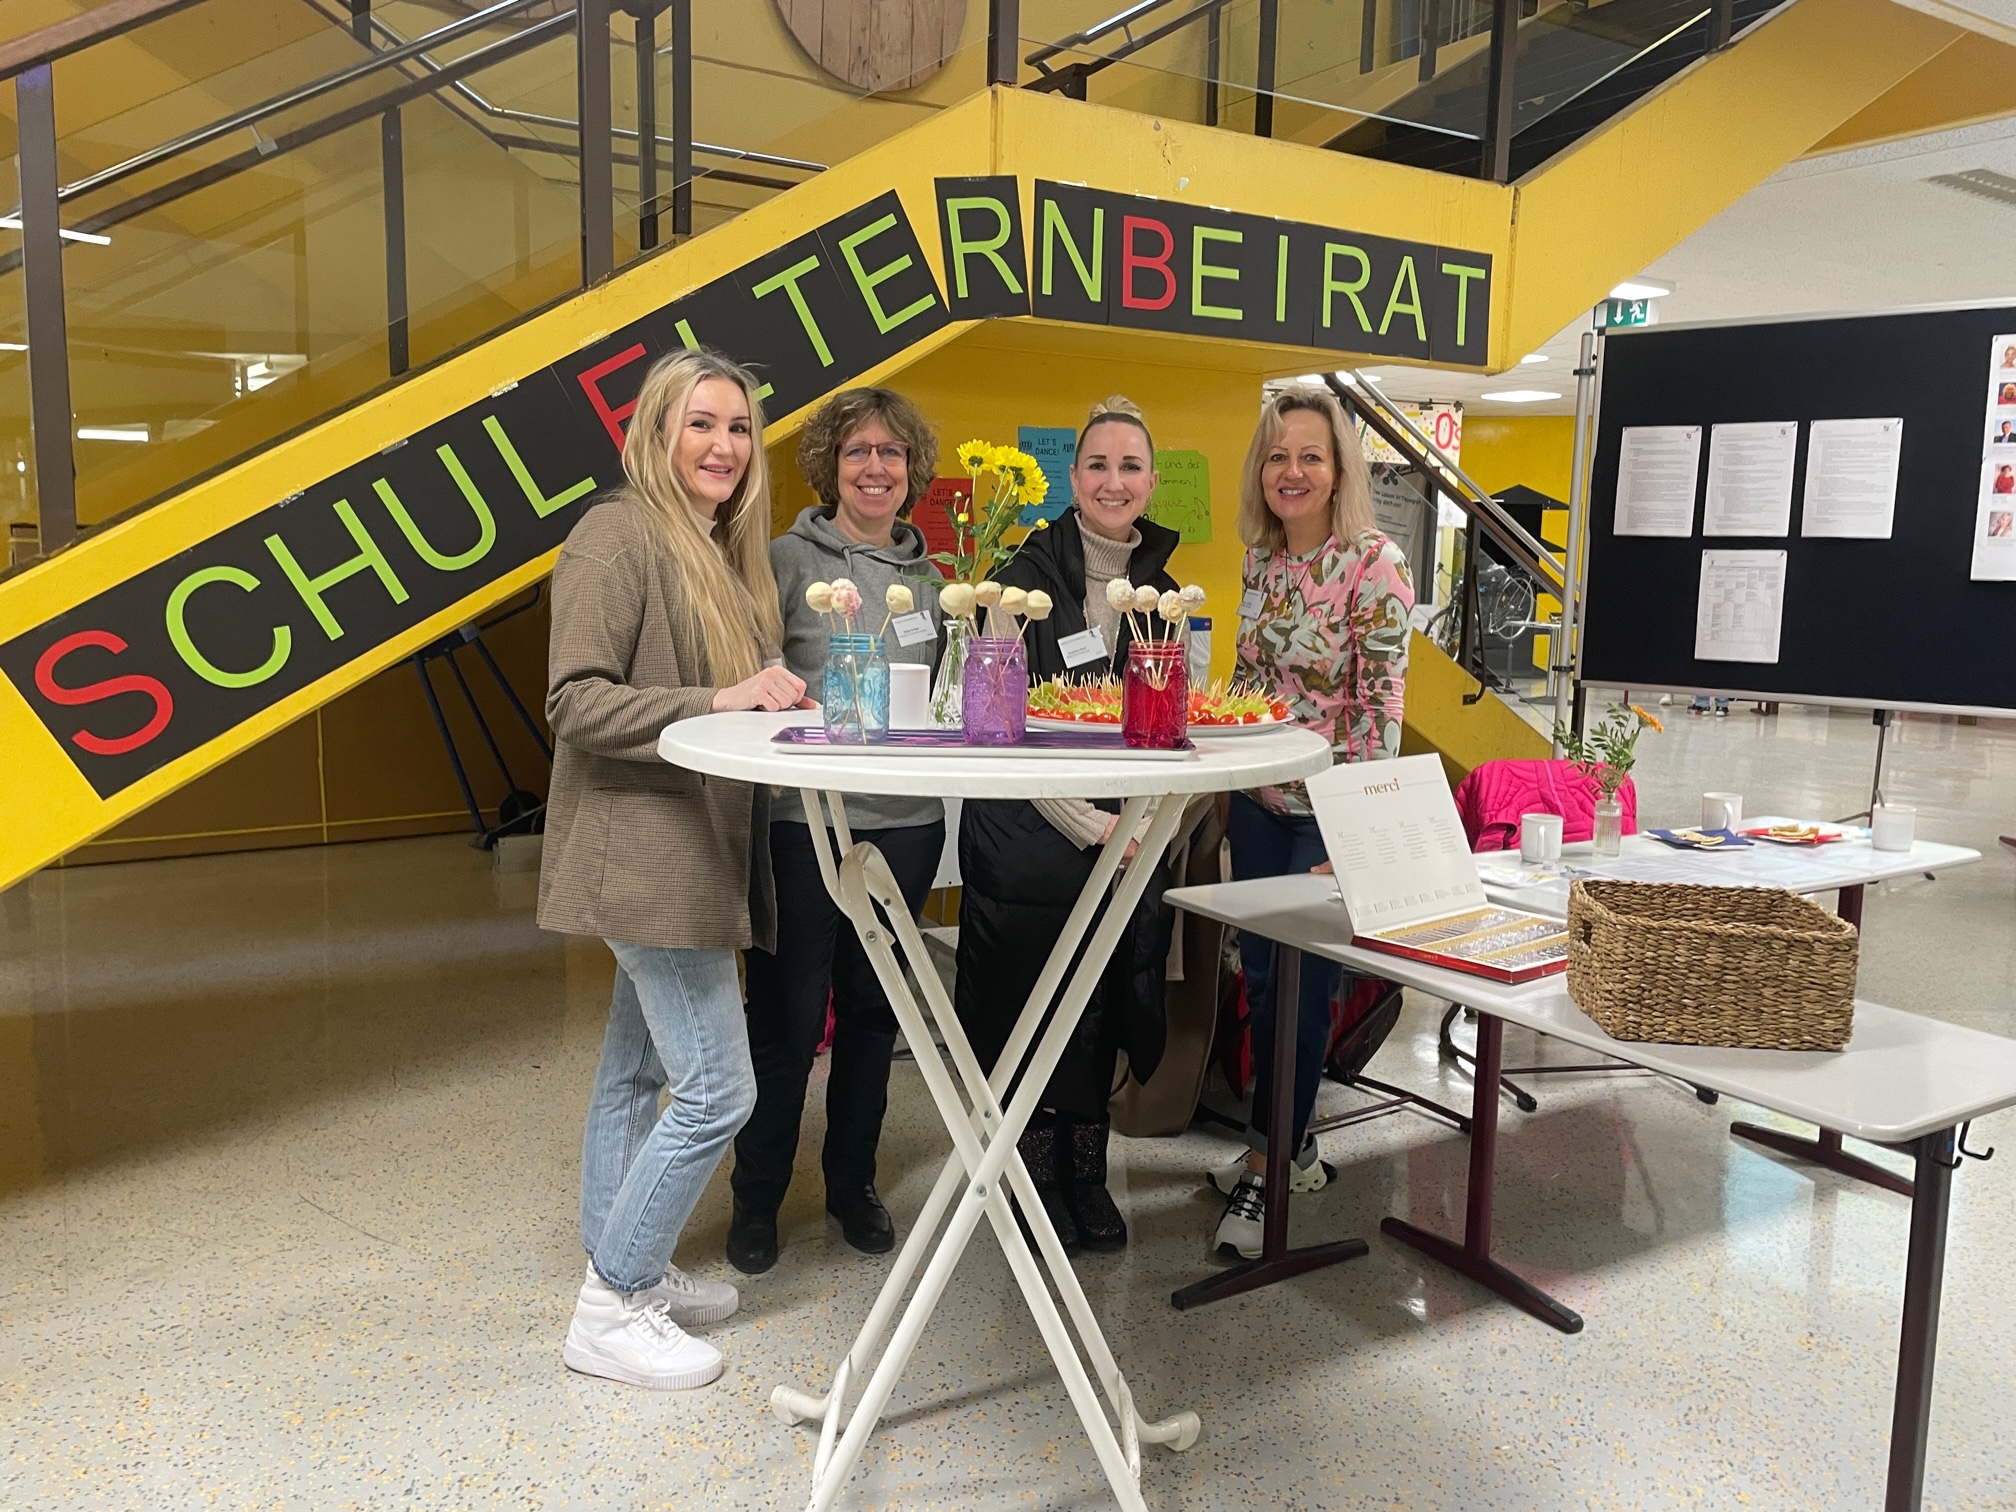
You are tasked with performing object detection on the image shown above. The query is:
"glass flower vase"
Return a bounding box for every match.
[1122,640,1188,749]
[822,633,889,744]
[930,616,969,727]
[1593,795,1624,857]
[960,636,1028,746]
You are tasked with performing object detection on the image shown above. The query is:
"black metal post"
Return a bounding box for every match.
[1480,0,1517,182]
[577,0,614,284]
[1204,7,1219,125]
[1360,0,1378,73]
[1254,0,1278,138]
[16,64,77,552]
[1707,0,1734,48]
[669,0,692,238]
[634,5,659,251]
[1886,1128,1956,1510]
[1419,0,1440,81]
[382,107,409,374]
[987,0,1020,86]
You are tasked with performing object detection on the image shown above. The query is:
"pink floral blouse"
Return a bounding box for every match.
[1235,529,1415,815]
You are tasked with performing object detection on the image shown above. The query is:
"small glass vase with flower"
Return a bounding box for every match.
[1552,702,1663,856]
[927,439,1052,740]
[802,577,922,744]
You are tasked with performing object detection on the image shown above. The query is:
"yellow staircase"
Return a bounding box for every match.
[0,1,1974,888]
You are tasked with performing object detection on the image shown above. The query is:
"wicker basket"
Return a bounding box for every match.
[1565,881,1858,1050]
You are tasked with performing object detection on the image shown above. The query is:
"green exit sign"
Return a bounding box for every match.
[1599,298,1653,328]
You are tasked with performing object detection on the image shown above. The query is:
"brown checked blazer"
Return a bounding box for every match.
[537,495,776,953]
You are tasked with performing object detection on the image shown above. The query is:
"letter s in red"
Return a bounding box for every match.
[33,630,174,757]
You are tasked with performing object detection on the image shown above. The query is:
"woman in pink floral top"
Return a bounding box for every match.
[1211,385,1415,1261]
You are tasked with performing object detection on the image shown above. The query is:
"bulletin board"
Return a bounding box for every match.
[1580,302,2016,716]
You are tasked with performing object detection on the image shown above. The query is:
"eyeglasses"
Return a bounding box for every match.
[841,443,908,466]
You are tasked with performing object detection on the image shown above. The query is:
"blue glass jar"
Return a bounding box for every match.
[823,633,890,744]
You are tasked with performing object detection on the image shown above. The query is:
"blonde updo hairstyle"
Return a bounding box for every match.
[1237,385,1377,552]
[1074,393,1155,464]
[620,347,784,687]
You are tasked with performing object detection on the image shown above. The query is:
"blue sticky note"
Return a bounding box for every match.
[1018,425,1076,524]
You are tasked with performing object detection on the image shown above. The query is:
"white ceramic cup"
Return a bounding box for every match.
[888,663,931,729]
[1871,803,1917,853]
[1520,812,1564,863]
[1701,791,1743,831]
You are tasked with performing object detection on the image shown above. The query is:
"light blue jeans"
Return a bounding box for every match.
[581,942,756,1293]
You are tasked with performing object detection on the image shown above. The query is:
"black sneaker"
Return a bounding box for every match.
[726,1201,778,1275]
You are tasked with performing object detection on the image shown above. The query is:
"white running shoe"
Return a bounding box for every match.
[1207,1139,1334,1196]
[563,1269,724,1390]
[1214,1172,1267,1260]
[640,1264,738,1328]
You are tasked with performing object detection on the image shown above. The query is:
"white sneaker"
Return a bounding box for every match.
[640,1264,738,1327]
[1214,1172,1267,1261]
[1207,1140,1333,1196]
[563,1269,724,1390]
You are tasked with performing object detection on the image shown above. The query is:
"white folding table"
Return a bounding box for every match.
[1474,824,1981,1194]
[659,712,1333,1512]
[1166,873,2016,1512]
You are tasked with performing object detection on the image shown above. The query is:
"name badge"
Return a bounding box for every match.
[1238,588,1264,622]
[891,610,935,647]
[1058,626,1108,668]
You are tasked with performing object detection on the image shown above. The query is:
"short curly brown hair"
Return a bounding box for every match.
[796,387,939,518]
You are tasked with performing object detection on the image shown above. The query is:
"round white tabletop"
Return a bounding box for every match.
[659,712,1333,799]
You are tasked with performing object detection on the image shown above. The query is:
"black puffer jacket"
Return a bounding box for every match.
[954,510,1182,1116]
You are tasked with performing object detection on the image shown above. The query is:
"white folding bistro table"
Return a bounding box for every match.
[1166,873,2016,1512]
[1474,823,1981,1194]
[659,711,1333,1512]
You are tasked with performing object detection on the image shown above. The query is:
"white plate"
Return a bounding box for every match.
[1026,714,1289,738]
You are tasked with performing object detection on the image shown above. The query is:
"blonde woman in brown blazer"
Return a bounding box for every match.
[540,348,806,1391]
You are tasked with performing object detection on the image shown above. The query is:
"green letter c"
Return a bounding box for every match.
[166,565,292,688]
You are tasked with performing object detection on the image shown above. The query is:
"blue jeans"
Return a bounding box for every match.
[1227,792,1342,1156]
[581,942,757,1293]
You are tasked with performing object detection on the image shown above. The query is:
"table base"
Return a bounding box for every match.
[1729,1122,1915,1197]
[777,793,1199,1512]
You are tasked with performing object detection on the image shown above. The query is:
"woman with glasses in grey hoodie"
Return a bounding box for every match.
[726,386,945,1275]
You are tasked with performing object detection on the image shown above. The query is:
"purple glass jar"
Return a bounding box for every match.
[960,636,1028,746]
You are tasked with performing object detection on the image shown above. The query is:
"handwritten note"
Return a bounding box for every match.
[1147,449,1212,543]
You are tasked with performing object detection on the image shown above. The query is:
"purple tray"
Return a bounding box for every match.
[771,725,1195,757]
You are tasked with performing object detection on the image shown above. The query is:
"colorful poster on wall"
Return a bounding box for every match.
[1972,334,2016,580]
[1017,425,1077,525]
[1360,401,1462,467]
[1148,449,1212,543]
[912,477,972,577]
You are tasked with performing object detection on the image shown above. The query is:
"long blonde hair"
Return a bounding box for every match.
[1237,385,1377,552]
[620,349,784,686]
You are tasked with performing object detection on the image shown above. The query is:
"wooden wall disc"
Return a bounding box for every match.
[774,0,967,94]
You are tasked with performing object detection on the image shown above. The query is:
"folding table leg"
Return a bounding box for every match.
[1382,1011,1584,1333]
[1885,1126,1955,1512]
[778,796,1200,1511]
[1728,1121,1915,1197]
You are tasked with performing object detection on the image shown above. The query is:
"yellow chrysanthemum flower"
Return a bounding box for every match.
[1630,703,1663,733]
[1035,517,1051,529]
[1022,470,1050,505]
[956,440,991,471]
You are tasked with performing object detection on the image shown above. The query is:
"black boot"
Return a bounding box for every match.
[826,1184,896,1254]
[726,1199,779,1275]
[1015,1111,1080,1255]
[1061,1117,1127,1252]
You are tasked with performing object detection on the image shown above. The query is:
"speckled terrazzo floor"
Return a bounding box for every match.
[3,704,2013,1510]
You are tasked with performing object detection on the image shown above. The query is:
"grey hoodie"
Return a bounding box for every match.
[769,506,944,831]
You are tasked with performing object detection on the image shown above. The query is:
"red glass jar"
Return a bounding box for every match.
[1122,640,1188,749]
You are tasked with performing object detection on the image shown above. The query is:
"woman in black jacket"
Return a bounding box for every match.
[954,396,1180,1254]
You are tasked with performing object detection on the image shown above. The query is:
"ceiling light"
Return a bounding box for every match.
[1294,374,1327,385]
[1608,279,1671,301]
[1926,168,2016,208]
[1520,353,1548,364]
[0,215,111,246]
[0,342,24,352]
[1331,371,1360,386]
[1479,390,1561,404]
[77,425,148,442]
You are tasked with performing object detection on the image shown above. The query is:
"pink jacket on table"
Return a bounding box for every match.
[1452,759,1639,852]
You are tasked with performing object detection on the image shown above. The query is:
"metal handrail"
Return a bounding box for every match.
[1025,0,1226,69]
[1338,374,1566,589]
[334,1,825,174]
[54,0,560,206]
